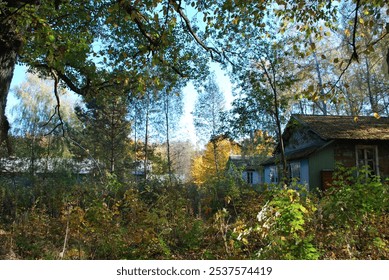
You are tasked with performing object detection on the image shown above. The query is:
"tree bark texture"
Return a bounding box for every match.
[0,13,21,152]
[0,1,40,152]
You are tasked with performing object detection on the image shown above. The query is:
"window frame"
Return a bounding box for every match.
[355,145,379,176]
[288,161,301,182]
[269,166,278,183]
[246,170,254,184]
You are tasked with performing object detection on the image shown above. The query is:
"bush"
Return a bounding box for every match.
[251,187,319,259]
[317,166,389,259]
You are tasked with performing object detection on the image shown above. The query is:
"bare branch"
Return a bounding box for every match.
[351,0,361,62]
[325,0,361,95]
[42,69,65,136]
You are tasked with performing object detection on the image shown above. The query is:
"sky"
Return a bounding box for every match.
[178,62,233,146]
[8,62,233,147]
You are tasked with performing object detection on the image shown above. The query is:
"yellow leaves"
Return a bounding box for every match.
[344,29,351,37]
[191,138,241,186]
[232,17,239,25]
[123,77,130,86]
[312,93,319,102]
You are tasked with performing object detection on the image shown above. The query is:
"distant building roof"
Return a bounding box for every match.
[0,157,96,174]
[291,114,389,140]
[262,146,320,165]
[264,114,389,166]
[228,155,265,170]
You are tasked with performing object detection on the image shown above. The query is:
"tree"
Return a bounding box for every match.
[191,137,240,186]
[193,73,226,144]
[0,0,100,146]
[157,84,184,182]
[0,0,216,146]
[193,72,227,175]
[205,0,388,113]
[74,89,131,178]
[9,73,79,179]
[228,24,297,179]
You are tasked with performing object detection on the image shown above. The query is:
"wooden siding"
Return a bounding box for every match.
[300,159,310,189]
[308,144,335,191]
[284,127,325,153]
[242,170,261,185]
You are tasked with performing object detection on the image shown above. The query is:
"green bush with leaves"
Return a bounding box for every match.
[317,165,389,259]
[251,187,320,260]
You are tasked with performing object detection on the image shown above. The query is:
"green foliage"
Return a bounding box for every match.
[317,165,389,259]
[252,187,320,260]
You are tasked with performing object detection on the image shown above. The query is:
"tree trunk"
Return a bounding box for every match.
[212,139,219,175]
[0,1,41,153]
[144,95,150,180]
[0,37,18,152]
[365,57,378,114]
[165,95,173,184]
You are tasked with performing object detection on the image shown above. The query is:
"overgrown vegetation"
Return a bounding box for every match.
[0,166,387,260]
[0,0,388,261]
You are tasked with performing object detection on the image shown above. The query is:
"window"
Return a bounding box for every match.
[269,166,278,183]
[356,145,379,176]
[246,170,254,184]
[289,162,301,182]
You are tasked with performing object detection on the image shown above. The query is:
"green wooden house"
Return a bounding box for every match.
[262,114,389,191]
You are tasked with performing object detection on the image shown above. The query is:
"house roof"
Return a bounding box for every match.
[292,114,389,140]
[228,155,265,169]
[0,157,96,174]
[262,145,320,165]
[265,114,389,165]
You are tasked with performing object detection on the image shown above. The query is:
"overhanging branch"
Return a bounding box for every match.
[169,0,223,62]
[43,69,65,136]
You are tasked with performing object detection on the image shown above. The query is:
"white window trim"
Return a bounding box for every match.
[355,145,380,176]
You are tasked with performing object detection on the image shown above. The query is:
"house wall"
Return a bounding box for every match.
[300,159,310,188]
[263,159,309,187]
[308,144,335,191]
[333,141,356,167]
[242,170,261,185]
[263,166,275,184]
[334,140,389,178]
[284,124,326,154]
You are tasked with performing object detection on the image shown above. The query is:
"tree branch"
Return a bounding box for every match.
[169,0,223,62]
[43,69,65,136]
[120,2,160,48]
[325,0,362,95]
[350,0,361,62]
